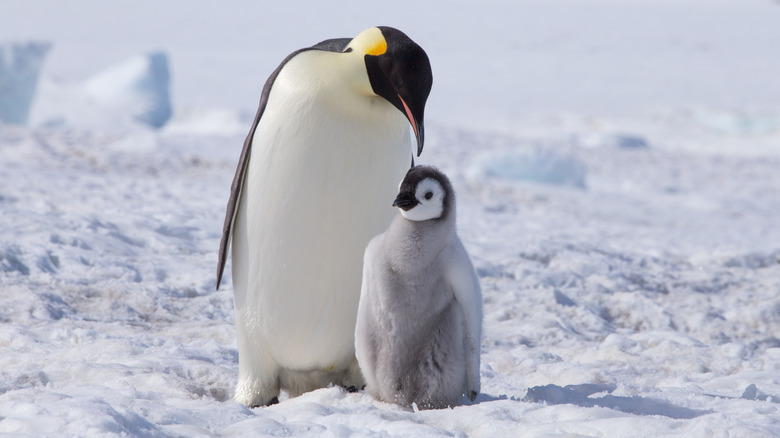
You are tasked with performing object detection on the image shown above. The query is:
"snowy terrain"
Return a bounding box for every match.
[2,0,780,436]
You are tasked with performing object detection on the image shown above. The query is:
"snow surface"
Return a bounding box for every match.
[2,0,780,436]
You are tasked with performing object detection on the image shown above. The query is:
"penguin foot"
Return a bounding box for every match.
[345,385,359,393]
[249,396,279,408]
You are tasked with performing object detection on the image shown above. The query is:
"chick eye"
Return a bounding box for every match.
[424,191,433,200]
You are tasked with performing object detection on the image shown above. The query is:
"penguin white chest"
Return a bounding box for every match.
[231,52,412,371]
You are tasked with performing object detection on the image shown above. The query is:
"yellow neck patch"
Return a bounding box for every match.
[347,27,387,56]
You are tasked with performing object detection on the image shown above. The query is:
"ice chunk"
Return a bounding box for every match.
[606,133,648,149]
[0,41,51,125]
[83,52,172,128]
[578,132,649,149]
[692,109,780,136]
[741,384,780,403]
[469,147,587,189]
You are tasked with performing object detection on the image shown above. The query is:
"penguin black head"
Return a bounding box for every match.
[393,166,453,222]
[347,27,433,157]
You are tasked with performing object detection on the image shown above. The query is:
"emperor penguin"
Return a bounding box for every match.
[216,27,433,407]
[355,166,482,409]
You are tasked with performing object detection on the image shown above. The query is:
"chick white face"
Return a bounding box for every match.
[394,177,445,221]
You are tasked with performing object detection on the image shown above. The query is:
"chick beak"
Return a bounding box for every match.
[392,192,418,211]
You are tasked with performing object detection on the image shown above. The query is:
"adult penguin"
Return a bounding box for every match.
[216,26,433,407]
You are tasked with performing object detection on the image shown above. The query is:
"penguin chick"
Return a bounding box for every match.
[355,166,482,409]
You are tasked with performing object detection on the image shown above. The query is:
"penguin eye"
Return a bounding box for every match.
[424,191,433,200]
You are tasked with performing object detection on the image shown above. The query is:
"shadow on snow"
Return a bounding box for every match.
[522,383,711,419]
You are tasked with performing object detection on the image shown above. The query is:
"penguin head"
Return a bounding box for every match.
[345,27,433,157]
[393,166,453,222]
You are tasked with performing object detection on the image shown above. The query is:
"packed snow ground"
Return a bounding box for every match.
[2,1,780,436]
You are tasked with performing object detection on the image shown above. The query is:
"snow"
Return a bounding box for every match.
[2,0,780,436]
[0,41,50,125]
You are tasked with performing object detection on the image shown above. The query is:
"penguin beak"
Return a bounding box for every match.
[398,94,425,157]
[392,192,418,211]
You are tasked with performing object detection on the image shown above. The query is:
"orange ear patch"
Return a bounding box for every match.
[366,39,387,56]
[348,27,388,56]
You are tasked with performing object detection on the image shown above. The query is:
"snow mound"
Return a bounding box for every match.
[0,41,50,125]
[163,106,249,136]
[83,52,172,128]
[688,108,780,136]
[468,147,587,189]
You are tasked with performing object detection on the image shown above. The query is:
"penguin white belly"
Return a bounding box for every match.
[231,52,411,381]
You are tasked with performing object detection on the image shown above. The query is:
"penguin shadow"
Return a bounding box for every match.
[520,383,712,419]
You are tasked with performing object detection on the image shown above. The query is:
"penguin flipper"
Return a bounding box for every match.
[310,38,352,52]
[216,38,352,289]
[444,238,483,400]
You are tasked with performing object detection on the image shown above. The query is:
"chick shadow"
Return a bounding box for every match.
[467,392,509,405]
[521,383,712,419]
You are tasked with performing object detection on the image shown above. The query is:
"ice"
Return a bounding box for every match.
[468,147,587,189]
[83,52,172,128]
[682,108,780,136]
[0,41,50,125]
[29,52,173,130]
